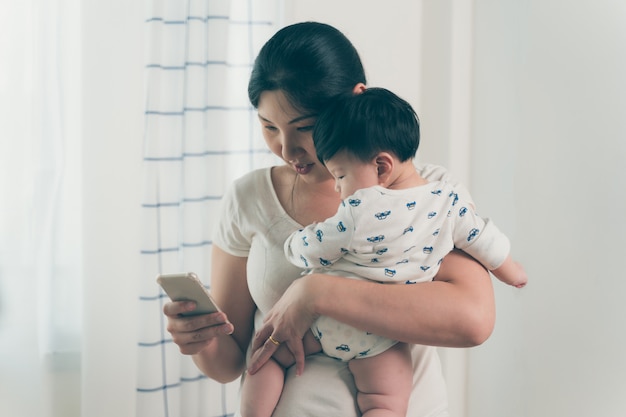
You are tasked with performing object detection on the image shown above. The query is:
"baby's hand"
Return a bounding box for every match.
[492,258,528,288]
[510,261,528,288]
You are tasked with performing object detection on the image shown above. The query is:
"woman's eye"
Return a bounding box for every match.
[264,125,278,132]
[297,125,314,132]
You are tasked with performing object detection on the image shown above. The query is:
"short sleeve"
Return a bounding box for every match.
[212,178,251,257]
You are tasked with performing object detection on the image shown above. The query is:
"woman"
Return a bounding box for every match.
[163,21,495,417]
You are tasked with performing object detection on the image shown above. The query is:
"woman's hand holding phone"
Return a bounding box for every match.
[158,273,234,355]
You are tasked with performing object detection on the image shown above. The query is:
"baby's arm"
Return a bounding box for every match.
[284,203,355,269]
[491,255,528,288]
[452,203,526,288]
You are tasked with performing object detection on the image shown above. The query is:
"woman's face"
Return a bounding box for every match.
[257,90,333,183]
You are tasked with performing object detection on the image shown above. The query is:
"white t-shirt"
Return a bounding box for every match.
[214,165,456,417]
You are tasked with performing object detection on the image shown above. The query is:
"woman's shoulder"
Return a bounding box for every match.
[415,163,451,182]
[224,167,274,201]
[231,166,272,187]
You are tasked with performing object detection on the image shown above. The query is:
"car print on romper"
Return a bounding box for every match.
[374,210,391,220]
[467,228,480,242]
[367,235,385,243]
[375,248,388,255]
[449,191,459,206]
[319,258,331,267]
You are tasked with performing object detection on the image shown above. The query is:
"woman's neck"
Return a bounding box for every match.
[272,165,341,225]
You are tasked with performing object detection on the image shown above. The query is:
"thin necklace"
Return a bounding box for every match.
[290,173,299,215]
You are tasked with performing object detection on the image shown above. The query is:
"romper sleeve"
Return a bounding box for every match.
[451,204,511,270]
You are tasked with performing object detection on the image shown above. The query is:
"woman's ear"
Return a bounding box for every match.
[352,83,366,95]
[375,152,394,185]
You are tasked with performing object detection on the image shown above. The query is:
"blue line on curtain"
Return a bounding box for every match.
[140,247,179,255]
[142,196,221,208]
[145,16,272,26]
[140,241,212,255]
[145,16,228,24]
[138,339,172,347]
[143,149,270,162]
[145,106,251,115]
[137,374,208,393]
[146,62,251,69]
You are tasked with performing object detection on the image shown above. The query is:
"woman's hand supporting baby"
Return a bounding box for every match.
[247,275,322,376]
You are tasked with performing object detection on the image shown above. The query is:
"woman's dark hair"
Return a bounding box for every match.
[248,22,366,114]
[314,87,420,164]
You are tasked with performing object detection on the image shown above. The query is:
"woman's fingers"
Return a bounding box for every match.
[285,338,305,376]
[163,301,233,355]
[163,300,197,316]
[247,336,280,374]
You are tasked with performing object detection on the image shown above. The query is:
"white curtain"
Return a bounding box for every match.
[0,0,82,416]
[136,1,281,416]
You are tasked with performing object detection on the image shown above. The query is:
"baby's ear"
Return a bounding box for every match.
[375,152,394,184]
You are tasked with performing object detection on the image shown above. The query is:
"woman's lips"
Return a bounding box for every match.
[293,163,314,175]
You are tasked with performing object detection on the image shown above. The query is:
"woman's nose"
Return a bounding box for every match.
[281,137,303,162]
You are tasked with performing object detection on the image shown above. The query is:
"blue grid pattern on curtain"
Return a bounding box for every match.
[137,1,279,416]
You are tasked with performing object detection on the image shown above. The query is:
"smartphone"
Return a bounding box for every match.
[156,272,221,316]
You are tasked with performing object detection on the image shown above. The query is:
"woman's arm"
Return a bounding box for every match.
[163,246,256,383]
[248,250,494,373]
[312,249,495,347]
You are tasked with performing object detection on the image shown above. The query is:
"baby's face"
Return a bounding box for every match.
[325,150,379,199]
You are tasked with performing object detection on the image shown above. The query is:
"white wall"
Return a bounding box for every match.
[468,1,626,416]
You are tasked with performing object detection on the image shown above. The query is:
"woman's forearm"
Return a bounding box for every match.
[308,250,495,348]
[190,245,256,382]
[192,335,247,383]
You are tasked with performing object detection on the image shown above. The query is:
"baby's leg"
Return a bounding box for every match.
[240,331,322,416]
[240,358,284,417]
[271,329,322,368]
[348,342,413,417]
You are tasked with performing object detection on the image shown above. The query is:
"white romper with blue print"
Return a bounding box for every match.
[284,180,510,361]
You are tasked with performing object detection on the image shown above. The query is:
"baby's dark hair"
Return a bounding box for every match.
[314,87,420,164]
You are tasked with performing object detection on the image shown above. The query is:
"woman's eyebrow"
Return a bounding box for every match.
[288,114,316,124]
[257,114,316,124]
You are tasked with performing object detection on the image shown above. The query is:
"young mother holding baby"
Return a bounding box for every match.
[163,21,494,417]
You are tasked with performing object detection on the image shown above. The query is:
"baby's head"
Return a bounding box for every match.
[313,87,420,167]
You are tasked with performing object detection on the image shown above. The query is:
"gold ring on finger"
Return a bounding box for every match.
[268,335,281,346]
